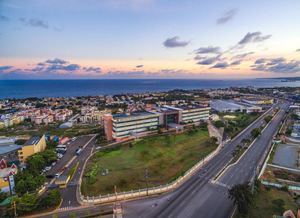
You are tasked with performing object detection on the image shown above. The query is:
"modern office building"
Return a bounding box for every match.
[18,135,47,163]
[104,105,210,141]
[162,105,211,124]
[104,111,159,142]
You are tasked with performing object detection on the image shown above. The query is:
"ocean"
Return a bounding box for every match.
[0,79,299,99]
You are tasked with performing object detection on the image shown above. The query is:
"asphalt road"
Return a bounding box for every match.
[39,103,288,218]
[58,135,96,209]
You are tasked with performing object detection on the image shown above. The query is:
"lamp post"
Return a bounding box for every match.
[145,168,149,196]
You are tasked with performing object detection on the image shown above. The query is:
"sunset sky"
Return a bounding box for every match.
[0,0,300,79]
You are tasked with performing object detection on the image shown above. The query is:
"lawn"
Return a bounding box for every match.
[81,127,216,196]
[235,185,298,218]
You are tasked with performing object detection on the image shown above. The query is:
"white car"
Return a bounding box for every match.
[45,166,51,171]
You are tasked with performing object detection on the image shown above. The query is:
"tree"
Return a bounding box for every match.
[41,149,57,165]
[15,172,45,195]
[39,190,61,209]
[0,191,8,202]
[228,183,253,216]
[251,128,261,138]
[214,120,225,128]
[26,154,46,173]
[291,113,299,120]
[16,193,38,214]
[264,115,272,124]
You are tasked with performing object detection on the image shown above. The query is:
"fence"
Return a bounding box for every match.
[79,141,223,205]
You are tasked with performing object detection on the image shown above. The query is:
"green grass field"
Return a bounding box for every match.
[81,127,216,196]
[235,186,298,218]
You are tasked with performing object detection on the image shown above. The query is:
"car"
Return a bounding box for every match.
[55,173,61,178]
[45,166,52,171]
[51,162,56,166]
[75,148,82,155]
[46,174,54,179]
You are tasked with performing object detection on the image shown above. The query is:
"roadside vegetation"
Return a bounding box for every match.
[232,182,298,218]
[214,112,261,139]
[82,125,217,195]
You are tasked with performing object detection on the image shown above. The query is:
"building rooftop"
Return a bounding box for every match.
[175,105,210,110]
[211,100,244,110]
[24,136,42,146]
[0,144,21,155]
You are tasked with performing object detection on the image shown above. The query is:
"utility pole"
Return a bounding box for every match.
[114,185,117,201]
[145,168,149,196]
[13,201,17,217]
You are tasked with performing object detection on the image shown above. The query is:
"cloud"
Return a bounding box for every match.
[230,60,242,66]
[195,46,221,54]
[64,64,81,71]
[1,59,102,79]
[252,57,300,73]
[163,36,190,48]
[232,52,254,59]
[0,66,13,72]
[255,58,266,64]
[19,17,49,29]
[216,8,238,24]
[211,62,229,69]
[238,32,271,45]
[0,14,10,22]
[45,58,68,65]
[82,67,101,74]
[136,65,144,68]
[197,56,219,65]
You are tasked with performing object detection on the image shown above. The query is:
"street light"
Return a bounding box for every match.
[145,168,149,196]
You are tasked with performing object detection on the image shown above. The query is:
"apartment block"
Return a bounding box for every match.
[18,135,47,163]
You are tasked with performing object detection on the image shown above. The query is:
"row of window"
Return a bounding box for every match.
[113,121,159,133]
[113,118,159,128]
[113,126,158,138]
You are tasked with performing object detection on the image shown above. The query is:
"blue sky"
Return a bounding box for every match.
[0,0,300,79]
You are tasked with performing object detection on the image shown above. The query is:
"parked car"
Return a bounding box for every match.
[45,166,52,171]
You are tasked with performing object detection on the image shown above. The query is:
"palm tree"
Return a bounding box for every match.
[228,183,253,216]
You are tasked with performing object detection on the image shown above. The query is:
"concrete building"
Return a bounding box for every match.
[211,100,262,113]
[104,114,113,141]
[18,135,47,163]
[0,138,21,165]
[105,111,159,142]
[242,97,274,105]
[162,105,210,124]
